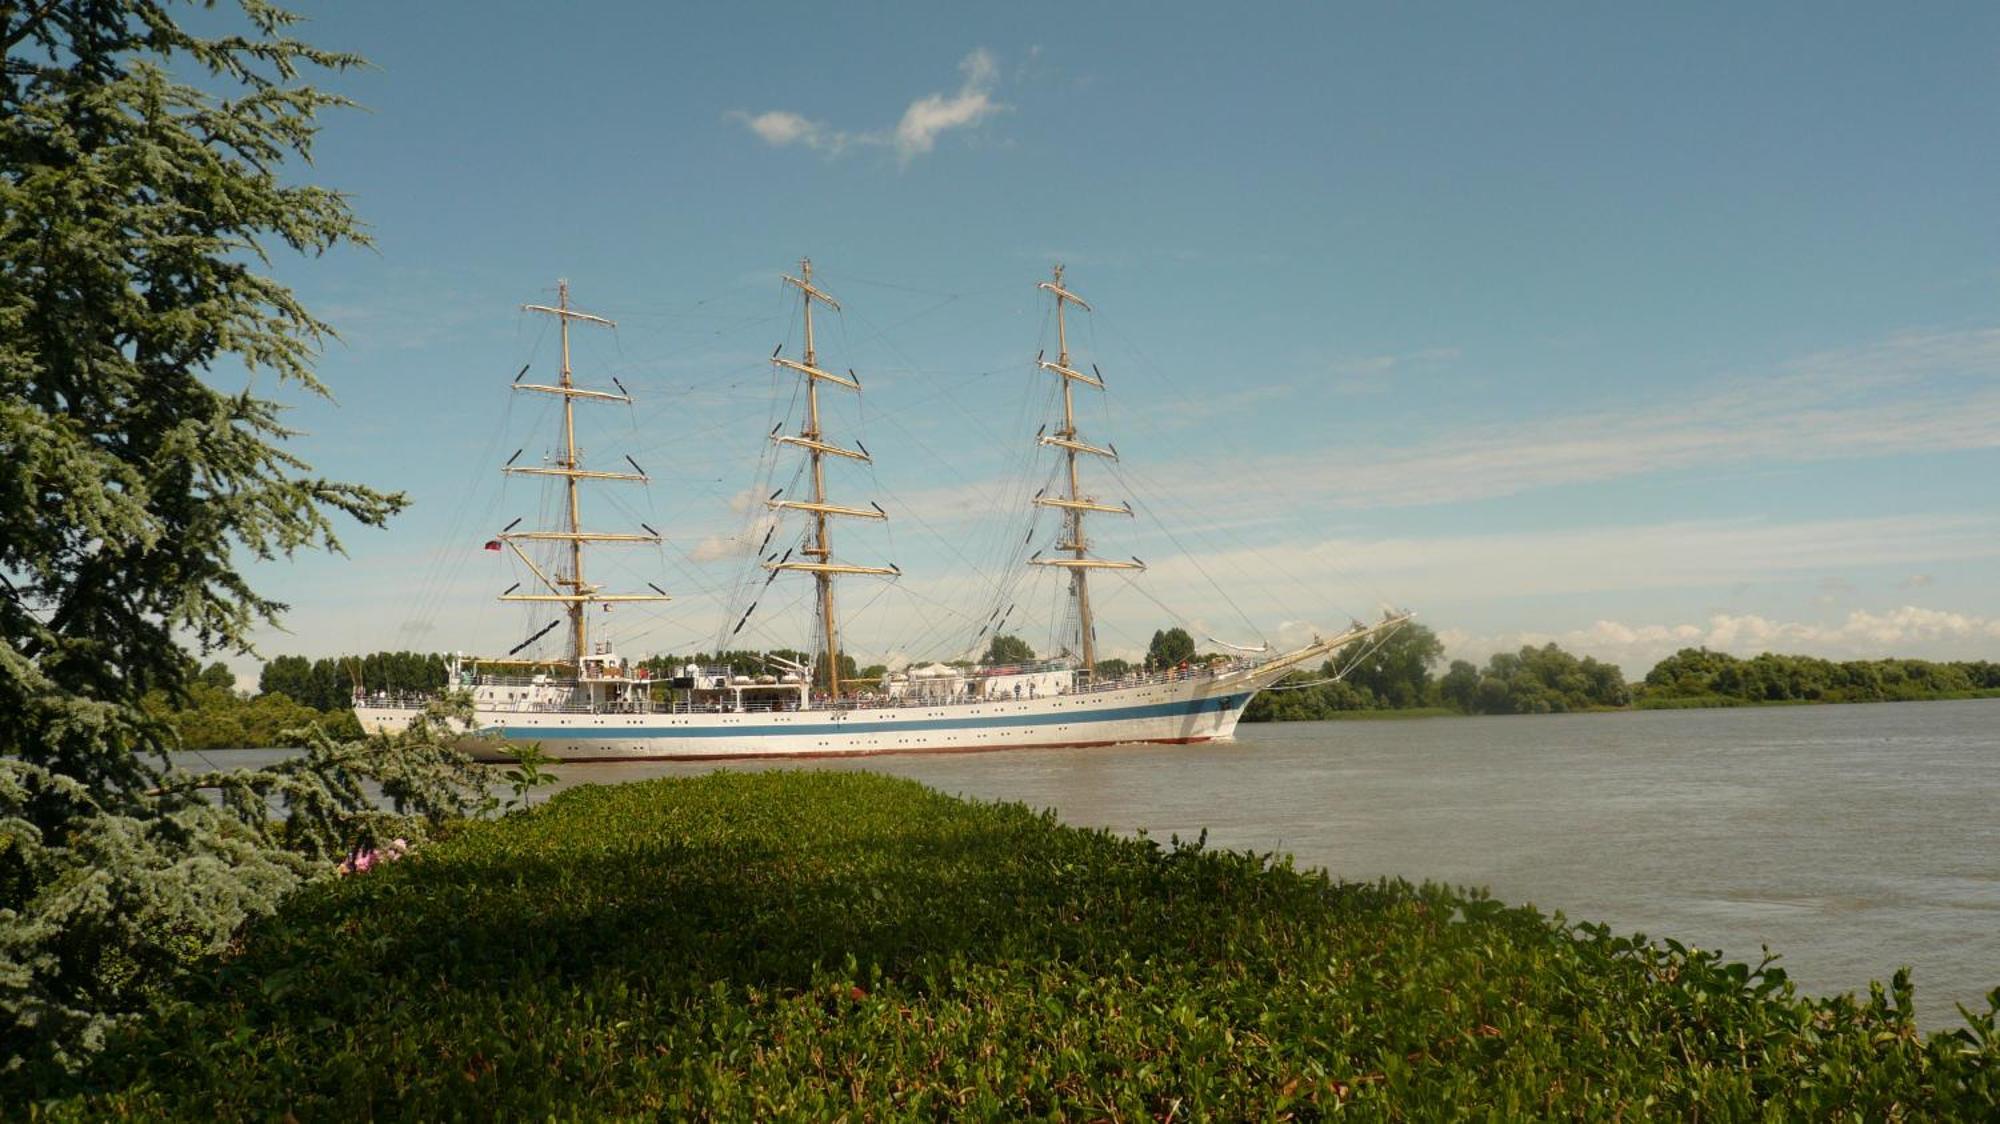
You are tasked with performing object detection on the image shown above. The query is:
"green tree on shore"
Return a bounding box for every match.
[982,634,1035,665]
[197,661,237,692]
[1241,621,1446,721]
[1438,659,1479,712]
[1451,643,1629,714]
[260,650,449,709]
[1338,621,1445,708]
[1,1,484,1077]
[1146,627,1196,670]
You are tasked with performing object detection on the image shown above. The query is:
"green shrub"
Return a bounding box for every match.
[34,772,1999,1118]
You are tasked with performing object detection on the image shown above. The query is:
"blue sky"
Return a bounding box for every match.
[230,2,2000,679]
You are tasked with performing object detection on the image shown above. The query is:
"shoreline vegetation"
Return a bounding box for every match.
[38,772,2000,1117]
[1241,624,2000,722]
[1242,630,2000,722]
[169,627,2000,749]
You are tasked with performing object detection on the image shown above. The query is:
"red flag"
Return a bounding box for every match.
[483,539,502,552]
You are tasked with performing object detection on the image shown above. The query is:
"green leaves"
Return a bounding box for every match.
[1638,647,2000,707]
[980,633,1035,666]
[1145,627,1196,671]
[30,772,2000,1117]
[499,742,558,814]
[0,0,477,1078]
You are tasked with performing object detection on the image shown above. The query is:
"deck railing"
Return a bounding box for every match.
[353,659,1261,717]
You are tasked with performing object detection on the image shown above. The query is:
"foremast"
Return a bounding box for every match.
[1030,265,1140,676]
[765,259,895,697]
[499,280,668,670]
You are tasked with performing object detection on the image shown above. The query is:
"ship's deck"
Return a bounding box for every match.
[355,660,1257,717]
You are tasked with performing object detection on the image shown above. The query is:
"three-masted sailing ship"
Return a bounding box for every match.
[355,266,1410,761]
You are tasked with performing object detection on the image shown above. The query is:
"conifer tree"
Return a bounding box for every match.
[1,0,485,1076]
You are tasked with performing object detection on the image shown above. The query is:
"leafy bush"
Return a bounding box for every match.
[33,772,1998,1118]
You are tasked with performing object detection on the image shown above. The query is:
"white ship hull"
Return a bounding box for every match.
[356,672,1260,763]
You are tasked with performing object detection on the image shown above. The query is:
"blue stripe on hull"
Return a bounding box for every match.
[488,692,1252,742]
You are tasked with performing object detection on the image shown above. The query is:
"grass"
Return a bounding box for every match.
[30,772,1999,1119]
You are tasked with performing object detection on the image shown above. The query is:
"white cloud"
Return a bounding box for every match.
[728,49,1006,164]
[893,49,1003,162]
[865,492,2000,665]
[689,495,780,563]
[1440,606,2000,675]
[819,513,2000,673]
[726,109,854,154]
[741,110,823,147]
[1127,513,2000,614]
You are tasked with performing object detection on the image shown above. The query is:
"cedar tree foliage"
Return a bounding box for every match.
[1,0,486,1077]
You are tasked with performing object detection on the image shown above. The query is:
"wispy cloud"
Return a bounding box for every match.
[689,514,779,564]
[732,110,844,153]
[1328,346,1462,393]
[867,326,2000,536]
[892,49,1002,162]
[688,489,781,563]
[1440,605,2000,674]
[249,509,2000,672]
[737,512,1996,669]
[1135,380,1296,431]
[1171,327,2000,519]
[728,49,1006,165]
[1120,514,2000,624]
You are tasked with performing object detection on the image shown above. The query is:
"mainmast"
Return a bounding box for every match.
[1030,264,1140,675]
[500,280,668,668]
[765,259,895,696]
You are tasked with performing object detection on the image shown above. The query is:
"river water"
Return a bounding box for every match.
[194,698,2000,1028]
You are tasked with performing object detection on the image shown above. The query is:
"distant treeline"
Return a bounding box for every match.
[146,651,448,750]
[1243,623,2000,722]
[260,651,450,710]
[1637,648,2000,707]
[147,662,360,751]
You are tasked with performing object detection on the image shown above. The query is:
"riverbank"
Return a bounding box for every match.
[1269,705,1463,721]
[38,771,1996,1118]
[1633,688,2000,710]
[1246,689,2000,722]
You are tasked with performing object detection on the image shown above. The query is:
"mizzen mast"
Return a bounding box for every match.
[1030,264,1140,676]
[766,259,895,697]
[501,280,667,668]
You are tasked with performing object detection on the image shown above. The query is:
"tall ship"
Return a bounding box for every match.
[356,266,1410,761]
